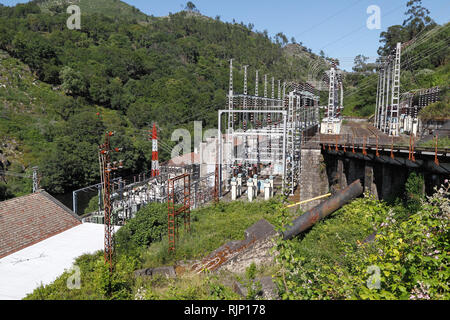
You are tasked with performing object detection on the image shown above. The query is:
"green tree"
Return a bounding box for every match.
[378,25,409,56]
[403,0,435,38]
[353,54,376,74]
[185,2,199,13]
[60,66,87,96]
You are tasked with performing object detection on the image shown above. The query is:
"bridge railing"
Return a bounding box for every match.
[305,134,450,154]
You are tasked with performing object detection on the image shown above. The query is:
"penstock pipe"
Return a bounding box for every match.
[282,179,364,240]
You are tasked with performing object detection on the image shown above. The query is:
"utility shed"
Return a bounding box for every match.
[0,190,81,259]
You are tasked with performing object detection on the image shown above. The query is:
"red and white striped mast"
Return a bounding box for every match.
[151,123,159,177]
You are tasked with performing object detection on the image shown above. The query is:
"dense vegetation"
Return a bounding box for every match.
[0,0,326,199]
[25,175,449,300]
[274,176,449,300]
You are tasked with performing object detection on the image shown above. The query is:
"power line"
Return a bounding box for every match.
[344,29,450,98]
[344,41,449,101]
[296,0,364,38]
[319,2,405,51]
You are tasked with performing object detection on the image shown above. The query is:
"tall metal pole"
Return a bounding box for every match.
[99,132,123,274]
[218,111,223,197]
[383,61,392,133]
[389,42,401,136]
[32,166,39,193]
[151,124,159,177]
[377,64,387,130]
[228,59,234,137]
[374,67,381,128]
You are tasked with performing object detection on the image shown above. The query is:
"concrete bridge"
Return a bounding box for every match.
[298,122,449,208]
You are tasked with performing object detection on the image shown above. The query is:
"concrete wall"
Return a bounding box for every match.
[299,149,330,211]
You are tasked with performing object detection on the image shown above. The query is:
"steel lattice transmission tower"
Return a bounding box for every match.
[99,132,123,273]
[321,61,343,134]
[375,42,401,136]
[389,42,401,136]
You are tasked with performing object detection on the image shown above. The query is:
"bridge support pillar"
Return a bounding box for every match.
[364,163,378,199]
[381,165,392,200]
[337,159,347,191]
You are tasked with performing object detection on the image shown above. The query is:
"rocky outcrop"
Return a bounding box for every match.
[191,219,278,274]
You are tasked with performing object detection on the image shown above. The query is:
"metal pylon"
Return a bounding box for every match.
[389,42,401,136]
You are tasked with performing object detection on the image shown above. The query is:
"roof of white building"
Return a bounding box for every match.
[0,223,119,300]
[0,190,81,258]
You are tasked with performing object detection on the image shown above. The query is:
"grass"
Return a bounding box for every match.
[134,272,241,300]
[141,199,284,268]
[290,196,388,264]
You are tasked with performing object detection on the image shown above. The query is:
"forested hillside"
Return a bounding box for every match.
[0,0,327,200]
[35,0,149,22]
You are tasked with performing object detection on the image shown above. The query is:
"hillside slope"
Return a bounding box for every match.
[34,0,149,22]
[0,1,328,199]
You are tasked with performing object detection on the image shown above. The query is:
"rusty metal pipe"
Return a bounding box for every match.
[282,179,364,240]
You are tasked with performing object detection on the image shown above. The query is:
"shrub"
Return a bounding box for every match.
[273,195,389,300]
[273,183,450,300]
[404,171,425,215]
[114,202,168,256]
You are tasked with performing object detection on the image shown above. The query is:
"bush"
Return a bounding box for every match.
[114,202,168,256]
[356,183,450,300]
[274,184,450,300]
[404,171,425,215]
[24,251,139,300]
[273,195,389,300]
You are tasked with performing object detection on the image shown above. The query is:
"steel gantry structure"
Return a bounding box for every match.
[0,166,40,193]
[218,60,320,196]
[375,41,445,136]
[375,42,402,136]
[321,61,344,134]
[400,86,442,135]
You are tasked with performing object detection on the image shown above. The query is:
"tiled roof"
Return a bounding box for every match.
[0,190,81,258]
[166,152,200,167]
